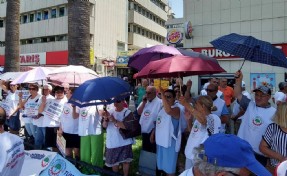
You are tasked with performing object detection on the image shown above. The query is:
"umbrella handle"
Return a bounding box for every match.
[234,59,246,78]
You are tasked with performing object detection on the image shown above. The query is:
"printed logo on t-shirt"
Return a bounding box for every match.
[41,155,52,167]
[157,116,162,124]
[144,110,151,117]
[252,116,263,126]
[80,110,88,120]
[48,159,66,175]
[63,108,69,115]
[193,124,199,132]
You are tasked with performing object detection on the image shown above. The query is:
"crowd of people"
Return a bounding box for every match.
[1,70,287,176]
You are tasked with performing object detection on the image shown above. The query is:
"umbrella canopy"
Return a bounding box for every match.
[136,55,226,78]
[69,77,131,107]
[47,65,100,85]
[128,45,182,71]
[0,72,24,81]
[177,48,220,64]
[210,33,287,69]
[11,67,50,85]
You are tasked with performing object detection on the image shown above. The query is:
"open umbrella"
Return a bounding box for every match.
[210,33,287,70]
[0,72,24,81]
[177,48,220,64]
[47,65,100,86]
[68,77,131,107]
[136,55,226,79]
[128,45,182,71]
[11,67,50,85]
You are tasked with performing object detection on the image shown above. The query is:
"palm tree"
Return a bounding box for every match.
[4,0,20,72]
[67,0,90,67]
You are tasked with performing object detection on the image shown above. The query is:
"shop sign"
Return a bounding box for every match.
[166,29,183,44]
[184,21,193,39]
[20,52,46,66]
[116,56,129,67]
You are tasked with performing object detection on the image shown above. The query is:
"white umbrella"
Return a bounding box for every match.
[0,72,24,81]
[47,65,100,85]
[11,67,51,85]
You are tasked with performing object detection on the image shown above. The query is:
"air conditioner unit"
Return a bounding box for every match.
[96,64,104,73]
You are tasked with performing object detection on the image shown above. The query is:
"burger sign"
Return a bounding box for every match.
[166,29,183,44]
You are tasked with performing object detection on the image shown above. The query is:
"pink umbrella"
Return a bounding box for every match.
[11,67,51,84]
[47,65,100,85]
[136,55,226,78]
[127,45,182,71]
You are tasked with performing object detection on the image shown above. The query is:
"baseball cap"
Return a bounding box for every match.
[278,82,287,90]
[253,85,271,95]
[54,86,64,92]
[276,160,287,176]
[203,134,272,176]
[43,84,52,90]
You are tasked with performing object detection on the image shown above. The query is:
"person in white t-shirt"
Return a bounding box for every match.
[137,86,162,153]
[38,86,67,152]
[57,87,80,158]
[0,114,25,176]
[102,100,134,176]
[272,82,287,106]
[179,95,221,169]
[234,71,276,172]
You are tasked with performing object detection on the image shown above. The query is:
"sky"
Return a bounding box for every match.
[169,0,183,18]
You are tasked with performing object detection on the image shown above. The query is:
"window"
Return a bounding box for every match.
[59,7,65,17]
[43,10,49,20]
[134,4,137,11]
[146,11,149,18]
[29,13,34,22]
[49,37,55,42]
[142,29,145,36]
[27,39,33,44]
[133,25,136,33]
[128,24,131,32]
[37,12,41,21]
[137,27,140,34]
[138,6,141,13]
[42,37,48,42]
[23,15,28,23]
[51,9,56,18]
[142,9,146,16]
[0,19,3,28]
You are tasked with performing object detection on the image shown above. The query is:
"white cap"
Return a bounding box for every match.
[43,84,52,90]
[276,160,287,176]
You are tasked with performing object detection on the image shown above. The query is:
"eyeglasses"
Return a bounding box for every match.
[28,88,36,91]
[165,95,172,99]
[206,89,216,92]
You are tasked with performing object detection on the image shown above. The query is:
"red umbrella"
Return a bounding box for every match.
[136,55,226,79]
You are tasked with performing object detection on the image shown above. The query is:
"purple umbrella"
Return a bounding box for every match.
[127,45,182,71]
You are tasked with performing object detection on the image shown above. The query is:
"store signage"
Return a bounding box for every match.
[116,56,129,67]
[20,52,46,65]
[166,29,183,44]
[184,21,193,39]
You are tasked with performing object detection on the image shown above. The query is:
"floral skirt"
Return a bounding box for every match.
[105,144,133,167]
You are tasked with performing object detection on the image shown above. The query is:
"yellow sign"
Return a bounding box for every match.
[153,79,169,91]
[90,48,95,65]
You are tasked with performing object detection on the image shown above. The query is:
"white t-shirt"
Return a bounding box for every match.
[0,132,25,176]
[42,97,68,127]
[273,91,286,105]
[78,105,103,136]
[106,108,134,149]
[33,94,54,127]
[179,168,194,176]
[201,89,223,99]
[5,91,19,115]
[237,101,276,155]
[60,103,79,134]
[185,114,221,160]
[138,97,162,133]
[232,90,251,118]
[23,94,41,124]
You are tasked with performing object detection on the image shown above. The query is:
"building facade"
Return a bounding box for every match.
[0,0,168,77]
[166,0,287,95]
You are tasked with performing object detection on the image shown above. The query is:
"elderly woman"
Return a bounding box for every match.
[102,99,134,176]
[259,102,287,173]
[152,88,184,176]
[180,95,221,169]
[0,80,21,134]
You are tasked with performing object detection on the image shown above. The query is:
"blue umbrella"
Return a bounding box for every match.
[210,33,287,70]
[69,77,131,107]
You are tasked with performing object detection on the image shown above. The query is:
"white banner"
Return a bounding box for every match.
[57,135,66,156]
[20,52,46,66]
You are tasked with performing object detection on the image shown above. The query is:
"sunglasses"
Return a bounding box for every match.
[55,91,64,94]
[206,89,216,92]
[165,95,172,99]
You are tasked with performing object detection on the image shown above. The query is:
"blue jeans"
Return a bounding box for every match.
[35,127,46,149]
[25,123,36,138]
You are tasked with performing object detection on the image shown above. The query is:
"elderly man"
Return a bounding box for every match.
[234,71,276,168]
[137,86,162,153]
[206,83,229,133]
[273,82,287,106]
[179,133,271,176]
[0,114,25,176]
[201,78,224,99]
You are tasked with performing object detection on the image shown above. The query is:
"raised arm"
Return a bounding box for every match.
[234,71,243,102]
